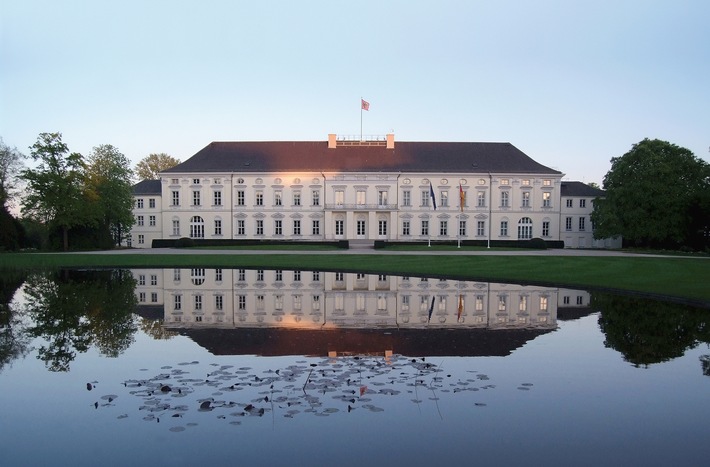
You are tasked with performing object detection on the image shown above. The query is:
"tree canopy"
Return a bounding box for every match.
[21,133,94,251]
[86,144,135,247]
[135,153,180,180]
[591,138,710,249]
[0,137,25,209]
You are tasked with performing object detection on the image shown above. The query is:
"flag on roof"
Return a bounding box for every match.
[430,182,437,210]
[361,99,370,111]
[459,184,465,212]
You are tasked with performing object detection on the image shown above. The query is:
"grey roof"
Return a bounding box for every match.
[162,141,562,175]
[561,181,605,197]
[132,179,161,195]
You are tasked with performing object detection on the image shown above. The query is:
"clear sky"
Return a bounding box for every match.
[2,0,709,185]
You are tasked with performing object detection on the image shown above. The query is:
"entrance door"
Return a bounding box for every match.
[356,219,366,238]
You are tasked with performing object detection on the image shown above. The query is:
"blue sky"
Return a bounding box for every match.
[2,0,709,185]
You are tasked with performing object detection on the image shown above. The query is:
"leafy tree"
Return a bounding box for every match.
[0,137,25,209]
[135,152,180,180]
[87,144,135,247]
[21,133,94,251]
[591,138,710,249]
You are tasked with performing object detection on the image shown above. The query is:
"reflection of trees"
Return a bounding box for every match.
[594,293,710,367]
[22,269,138,371]
[138,317,177,340]
[0,270,30,372]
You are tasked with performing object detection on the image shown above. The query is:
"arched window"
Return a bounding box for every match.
[190,216,204,238]
[518,217,533,239]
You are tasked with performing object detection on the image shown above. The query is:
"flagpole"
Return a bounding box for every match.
[360,97,363,141]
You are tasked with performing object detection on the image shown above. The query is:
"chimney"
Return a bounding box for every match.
[328,133,337,149]
[386,133,395,149]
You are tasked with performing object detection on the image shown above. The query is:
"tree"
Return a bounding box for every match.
[21,133,94,251]
[87,144,135,247]
[591,138,710,249]
[135,152,180,180]
[0,137,25,209]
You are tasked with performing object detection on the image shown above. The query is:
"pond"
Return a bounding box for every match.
[1,268,709,466]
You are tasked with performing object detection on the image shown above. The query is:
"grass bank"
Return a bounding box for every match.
[1,250,709,306]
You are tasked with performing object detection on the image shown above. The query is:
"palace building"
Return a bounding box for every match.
[128,134,616,248]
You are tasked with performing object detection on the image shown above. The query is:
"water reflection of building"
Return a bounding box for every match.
[132,269,560,330]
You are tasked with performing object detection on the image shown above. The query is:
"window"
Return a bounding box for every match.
[501,191,509,207]
[172,191,179,206]
[275,270,283,281]
[274,219,283,235]
[477,191,486,207]
[439,220,448,236]
[293,219,301,235]
[294,270,301,281]
[500,220,508,237]
[174,295,182,310]
[150,292,158,303]
[477,220,485,236]
[237,220,245,235]
[357,219,365,236]
[312,295,321,311]
[190,216,204,238]
[357,190,366,205]
[577,296,584,305]
[335,219,344,236]
[139,292,146,302]
[138,274,145,286]
[498,295,507,311]
[566,217,573,231]
[257,270,264,281]
[519,295,527,312]
[402,295,410,311]
[213,191,222,206]
[312,190,320,206]
[192,190,201,206]
[421,220,429,236]
[403,190,411,207]
[274,191,282,206]
[312,271,320,281]
[256,219,264,235]
[521,179,530,186]
[256,294,265,310]
[580,199,586,208]
[274,295,284,310]
[563,296,570,305]
[459,220,467,236]
[191,268,205,285]
[238,295,246,310]
[193,178,200,185]
[256,191,263,206]
[543,179,552,186]
[356,293,366,311]
[540,296,548,312]
[172,220,180,236]
[194,295,202,311]
[378,220,387,235]
[215,269,222,282]
[500,179,510,186]
[542,220,550,237]
[566,199,573,208]
[335,190,344,206]
[136,199,144,209]
[293,192,301,206]
[475,295,484,311]
[173,269,180,281]
[147,215,155,226]
[440,191,448,207]
[378,190,388,206]
[518,217,533,239]
[149,199,155,208]
[237,191,245,206]
[377,294,387,311]
[402,220,410,236]
[138,234,144,244]
[171,178,179,184]
[150,274,157,286]
[335,272,344,282]
[521,191,530,207]
[294,295,302,311]
[238,269,246,281]
[215,295,223,311]
[421,190,430,207]
[579,217,586,231]
[137,215,144,226]
[543,192,551,207]
[312,220,320,235]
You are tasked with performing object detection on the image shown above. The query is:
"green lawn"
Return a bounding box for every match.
[2,250,709,306]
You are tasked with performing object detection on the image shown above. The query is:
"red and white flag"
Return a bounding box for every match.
[361,99,370,111]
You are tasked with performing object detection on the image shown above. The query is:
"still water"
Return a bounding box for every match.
[1,268,709,466]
